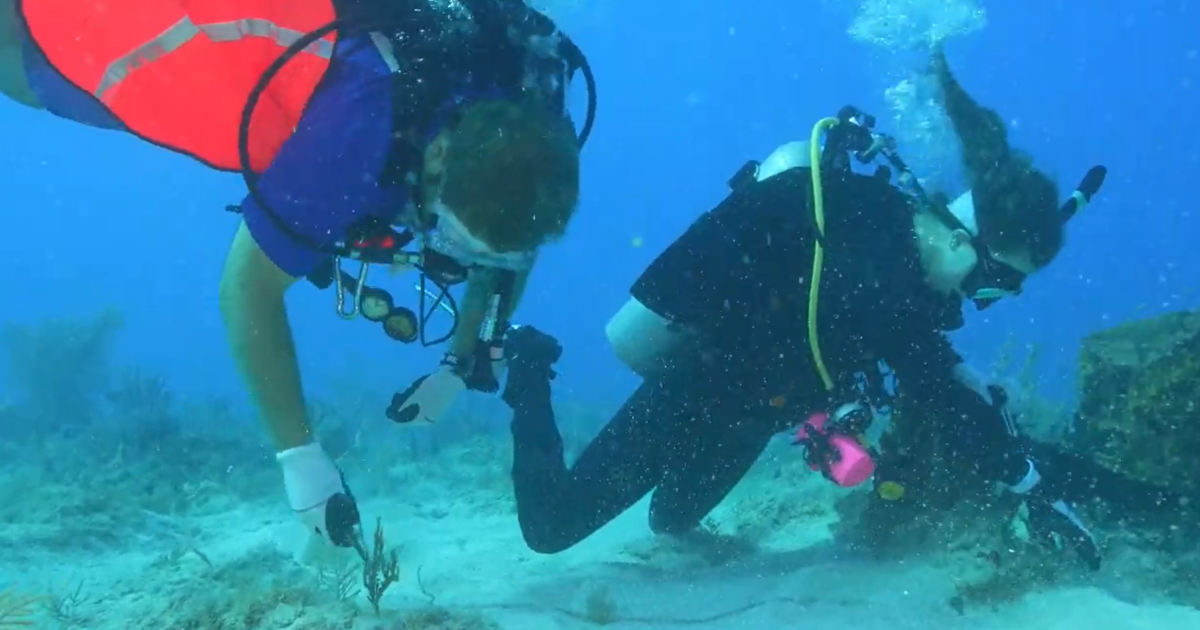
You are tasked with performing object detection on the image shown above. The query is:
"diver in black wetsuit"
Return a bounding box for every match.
[498,53,1121,568]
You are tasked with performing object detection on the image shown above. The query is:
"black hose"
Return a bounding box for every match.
[238,20,348,255]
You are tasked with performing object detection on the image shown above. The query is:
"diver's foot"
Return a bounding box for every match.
[502,325,561,406]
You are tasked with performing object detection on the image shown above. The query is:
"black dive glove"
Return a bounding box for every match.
[456,342,505,393]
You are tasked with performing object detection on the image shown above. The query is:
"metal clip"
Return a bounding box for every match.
[333,258,370,319]
[412,284,455,315]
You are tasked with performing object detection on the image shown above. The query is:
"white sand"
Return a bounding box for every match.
[1,439,1196,630]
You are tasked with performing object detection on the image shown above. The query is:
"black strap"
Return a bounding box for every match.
[488,270,518,345]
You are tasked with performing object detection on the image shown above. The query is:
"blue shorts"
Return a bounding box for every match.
[21,33,125,130]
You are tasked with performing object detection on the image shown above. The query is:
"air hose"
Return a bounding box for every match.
[803,118,1108,392]
[807,117,840,392]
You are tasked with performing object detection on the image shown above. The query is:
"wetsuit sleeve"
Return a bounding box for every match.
[239,35,396,278]
[630,169,813,331]
[883,330,1030,486]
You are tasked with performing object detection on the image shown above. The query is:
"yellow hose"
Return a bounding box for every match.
[807,117,840,392]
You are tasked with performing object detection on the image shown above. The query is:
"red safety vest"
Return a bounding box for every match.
[19,0,338,173]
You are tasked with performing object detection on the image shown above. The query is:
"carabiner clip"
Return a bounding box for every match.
[333,258,370,319]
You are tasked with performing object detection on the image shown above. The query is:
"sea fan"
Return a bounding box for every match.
[0,587,39,628]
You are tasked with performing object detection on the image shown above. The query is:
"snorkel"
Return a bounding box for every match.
[963,165,1108,310]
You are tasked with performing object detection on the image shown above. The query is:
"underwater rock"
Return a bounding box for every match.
[1076,309,1200,493]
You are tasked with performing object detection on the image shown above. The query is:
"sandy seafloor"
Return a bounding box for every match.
[1,435,1196,630]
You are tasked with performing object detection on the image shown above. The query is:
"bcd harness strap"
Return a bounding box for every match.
[230,0,597,350]
[726,105,1108,411]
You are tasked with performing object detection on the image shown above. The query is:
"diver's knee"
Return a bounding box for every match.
[605,298,692,377]
[648,509,699,536]
[519,524,576,555]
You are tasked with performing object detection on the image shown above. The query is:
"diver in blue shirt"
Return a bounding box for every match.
[2,0,596,551]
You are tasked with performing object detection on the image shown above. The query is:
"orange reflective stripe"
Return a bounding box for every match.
[20,0,338,172]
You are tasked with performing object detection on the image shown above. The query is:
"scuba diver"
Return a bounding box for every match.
[500,52,1112,570]
[1,0,596,552]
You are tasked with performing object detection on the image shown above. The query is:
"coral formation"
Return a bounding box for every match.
[1,308,123,431]
[363,518,401,614]
[826,311,1200,612]
[5,305,1199,628]
[1076,310,1200,493]
[142,542,333,630]
[0,385,277,555]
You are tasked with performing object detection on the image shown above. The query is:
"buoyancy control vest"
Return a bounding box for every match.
[240,0,597,350]
[239,0,596,267]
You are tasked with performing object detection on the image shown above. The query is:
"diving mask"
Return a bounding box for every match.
[424,200,537,271]
[944,191,1027,309]
[961,244,1027,308]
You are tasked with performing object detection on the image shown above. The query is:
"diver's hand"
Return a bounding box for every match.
[277,442,363,548]
[1026,493,1102,571]
[460,343,505,393]
[386,361,466,424]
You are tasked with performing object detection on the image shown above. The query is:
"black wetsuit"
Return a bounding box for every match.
[502,166,1029,553]
[502,166,1100,560]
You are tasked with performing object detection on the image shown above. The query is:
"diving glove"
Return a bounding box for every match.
[277,442,363,549]
[387,342,508,424]
[387,361,466,425]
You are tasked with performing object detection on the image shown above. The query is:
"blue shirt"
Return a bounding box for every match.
[239,35,404,277]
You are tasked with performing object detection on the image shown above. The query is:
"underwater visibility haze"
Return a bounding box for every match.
[0,0,1198,628]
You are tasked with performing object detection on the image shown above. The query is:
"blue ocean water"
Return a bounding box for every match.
[0,1,1197,628]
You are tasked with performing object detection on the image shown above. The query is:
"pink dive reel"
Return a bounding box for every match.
[793,404,876,487]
